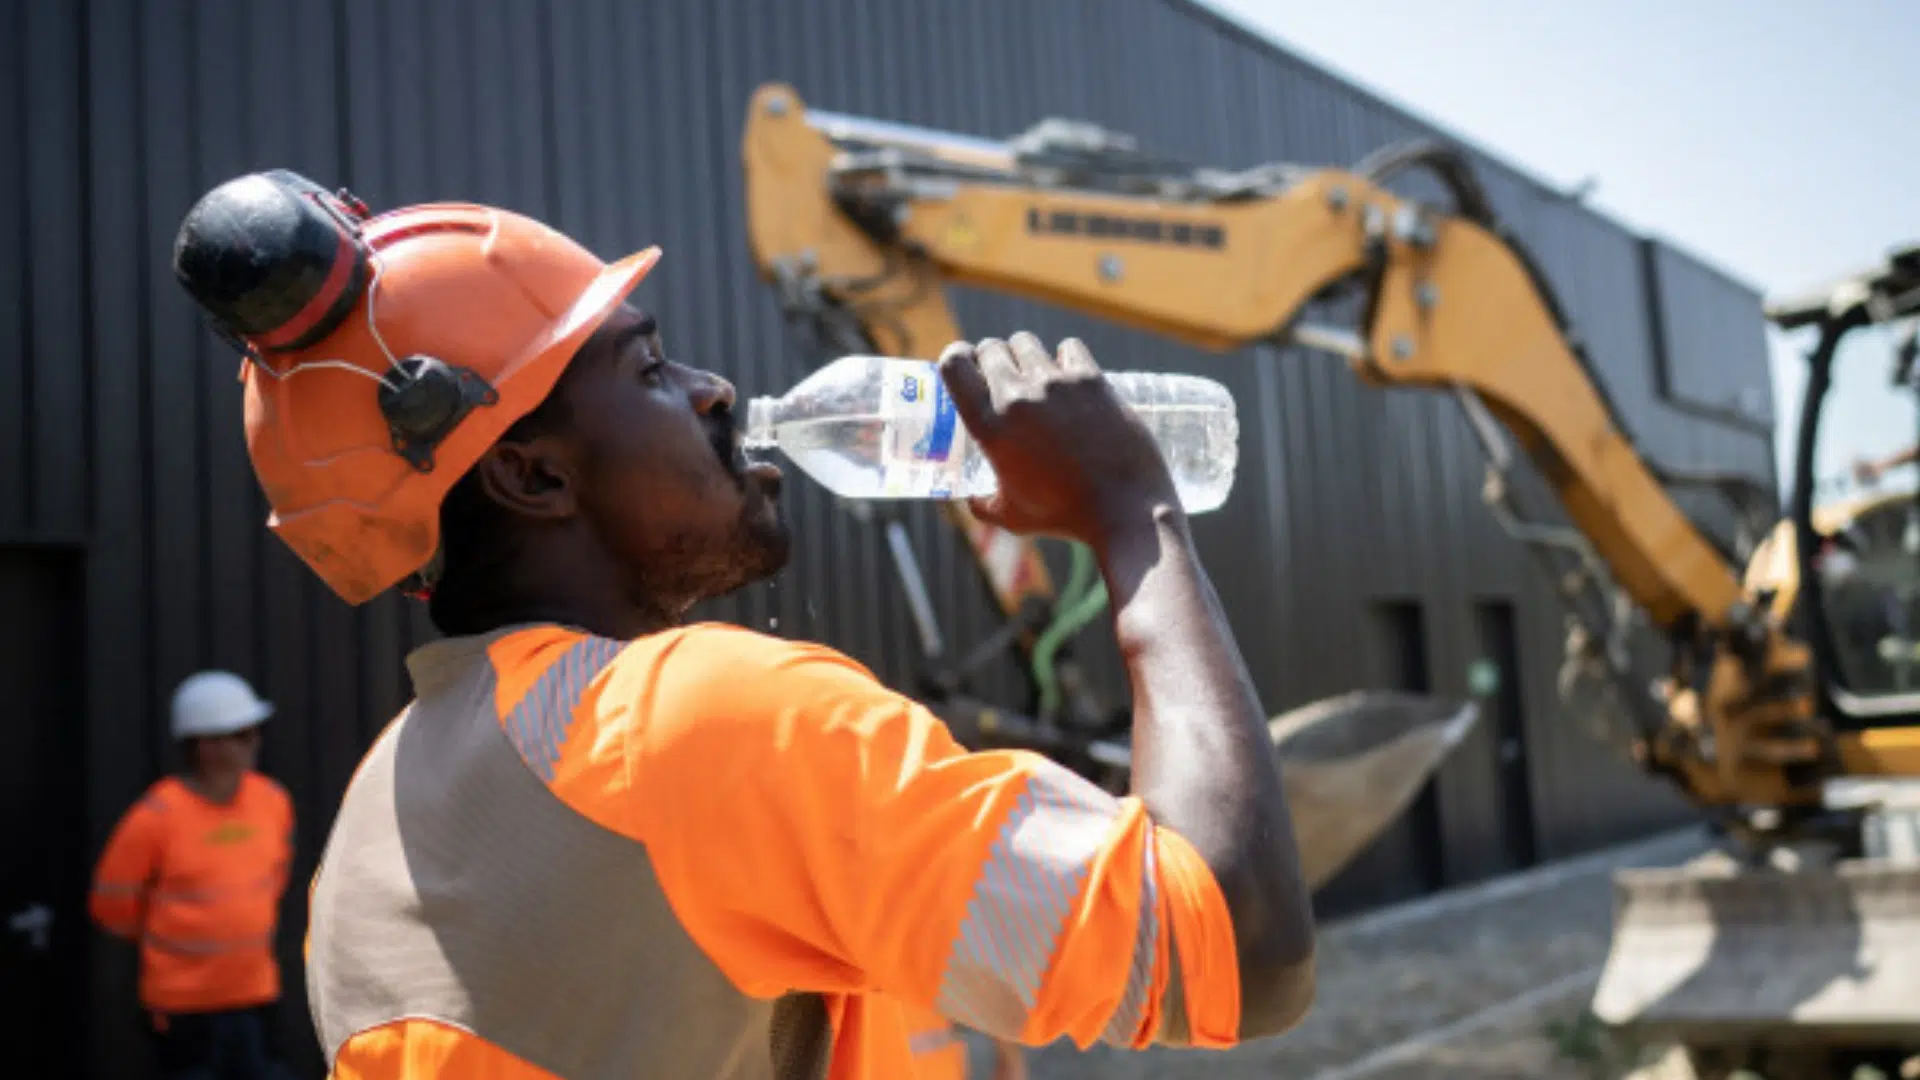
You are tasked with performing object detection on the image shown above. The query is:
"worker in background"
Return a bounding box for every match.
[90,670,296,1080]
[170,172,1316,1080]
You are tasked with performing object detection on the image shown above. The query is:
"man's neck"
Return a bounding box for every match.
[432,535,693,641]
[432,580,684,642]
[188,772,243,806]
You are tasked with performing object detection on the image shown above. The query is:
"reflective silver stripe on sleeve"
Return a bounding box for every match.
[933,763,1125,1039]
[908,1026,960,1055]
[1099,834,1160,1046]
[502,636,627,782]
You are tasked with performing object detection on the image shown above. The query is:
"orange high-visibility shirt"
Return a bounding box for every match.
[309,623,1243,1079]
[90,772,294,1016]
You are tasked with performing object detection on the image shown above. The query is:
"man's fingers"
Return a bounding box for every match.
[938,341,998,436]
[975,338,1023,410]
[1009,331,1057,377]
[1056,337,1100,378]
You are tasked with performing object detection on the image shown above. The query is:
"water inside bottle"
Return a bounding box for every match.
[748,413,997,499]
[1101,371,1240,513]
[742,361,1239,512]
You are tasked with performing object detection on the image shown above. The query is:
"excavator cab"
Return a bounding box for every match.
[1808,482,1920,704]
[1593,249,1920,1079]
[1772,246,1920,732]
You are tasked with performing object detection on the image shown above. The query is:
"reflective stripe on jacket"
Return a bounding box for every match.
[307,622,1242,1079]
[90,773,293,1015]
[903,1004,968,1080]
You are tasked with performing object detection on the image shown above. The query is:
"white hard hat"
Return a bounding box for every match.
[171,670,275,740]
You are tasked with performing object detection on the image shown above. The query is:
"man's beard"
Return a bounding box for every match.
[726,499,792,591]
[640,499,792,616]
[648,407,794,609]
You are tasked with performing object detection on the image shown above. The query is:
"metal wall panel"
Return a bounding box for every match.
[1647,239,1779,429]
[0,0,24,529]
[76,0,151,1064]
[5,0,1783,1073]
[2,0,91,540]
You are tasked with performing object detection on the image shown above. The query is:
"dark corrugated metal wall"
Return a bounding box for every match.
[3,0,1776,1074]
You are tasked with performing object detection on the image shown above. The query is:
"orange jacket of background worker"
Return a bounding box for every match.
[170,171,1317,1079]
[90,671,295,1069]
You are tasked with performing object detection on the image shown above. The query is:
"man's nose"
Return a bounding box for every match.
[690,368,737,413]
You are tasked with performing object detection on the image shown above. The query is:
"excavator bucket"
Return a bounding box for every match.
[1593,852,1920,1054]
[1268,691,1482,890]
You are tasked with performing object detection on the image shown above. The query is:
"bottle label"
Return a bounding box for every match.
[880,359,962,497]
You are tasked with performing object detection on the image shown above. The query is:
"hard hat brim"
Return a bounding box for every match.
[176,699,276,740]
[546,246,663,351]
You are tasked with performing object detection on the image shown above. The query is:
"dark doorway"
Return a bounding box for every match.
[1313,600,1447,916]
[0,546,89,1079]
[1474,601,1539,873]
[1375,601,1446,893]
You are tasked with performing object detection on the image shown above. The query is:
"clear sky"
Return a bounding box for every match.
[1193,0,1918,495]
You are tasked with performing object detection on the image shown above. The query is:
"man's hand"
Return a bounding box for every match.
[938,333,1177,544]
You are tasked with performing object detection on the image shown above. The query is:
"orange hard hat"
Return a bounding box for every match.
[173,171,660,605]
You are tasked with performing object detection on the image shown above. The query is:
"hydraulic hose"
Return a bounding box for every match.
[1351,138,1497,228]
[1031,541,1111,719]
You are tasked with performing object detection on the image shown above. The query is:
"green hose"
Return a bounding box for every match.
[1030,541,1111,719]
[1054,537,1099,612]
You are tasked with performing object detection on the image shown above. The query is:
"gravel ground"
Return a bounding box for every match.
[965,826,1712,1080]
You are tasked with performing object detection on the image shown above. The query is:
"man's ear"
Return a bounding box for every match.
[472,437,577,521]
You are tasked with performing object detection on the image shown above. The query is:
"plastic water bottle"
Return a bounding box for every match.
[742,355,1239,513]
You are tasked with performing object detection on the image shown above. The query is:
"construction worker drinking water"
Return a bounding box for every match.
[167,170,1317,1079]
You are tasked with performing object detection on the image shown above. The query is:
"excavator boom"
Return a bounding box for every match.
[748,89,1742,629]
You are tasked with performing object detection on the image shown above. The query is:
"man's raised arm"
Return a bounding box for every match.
[939,333,1316,1040]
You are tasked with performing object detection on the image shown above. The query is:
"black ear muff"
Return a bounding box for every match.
[378,355,501,472]
[174,170,501,472]
[173,169,374,360]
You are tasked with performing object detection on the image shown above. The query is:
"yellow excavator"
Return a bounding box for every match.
[738,83,1920,1075]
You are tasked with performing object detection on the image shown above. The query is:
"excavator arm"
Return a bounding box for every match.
[740,82,1911,813]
